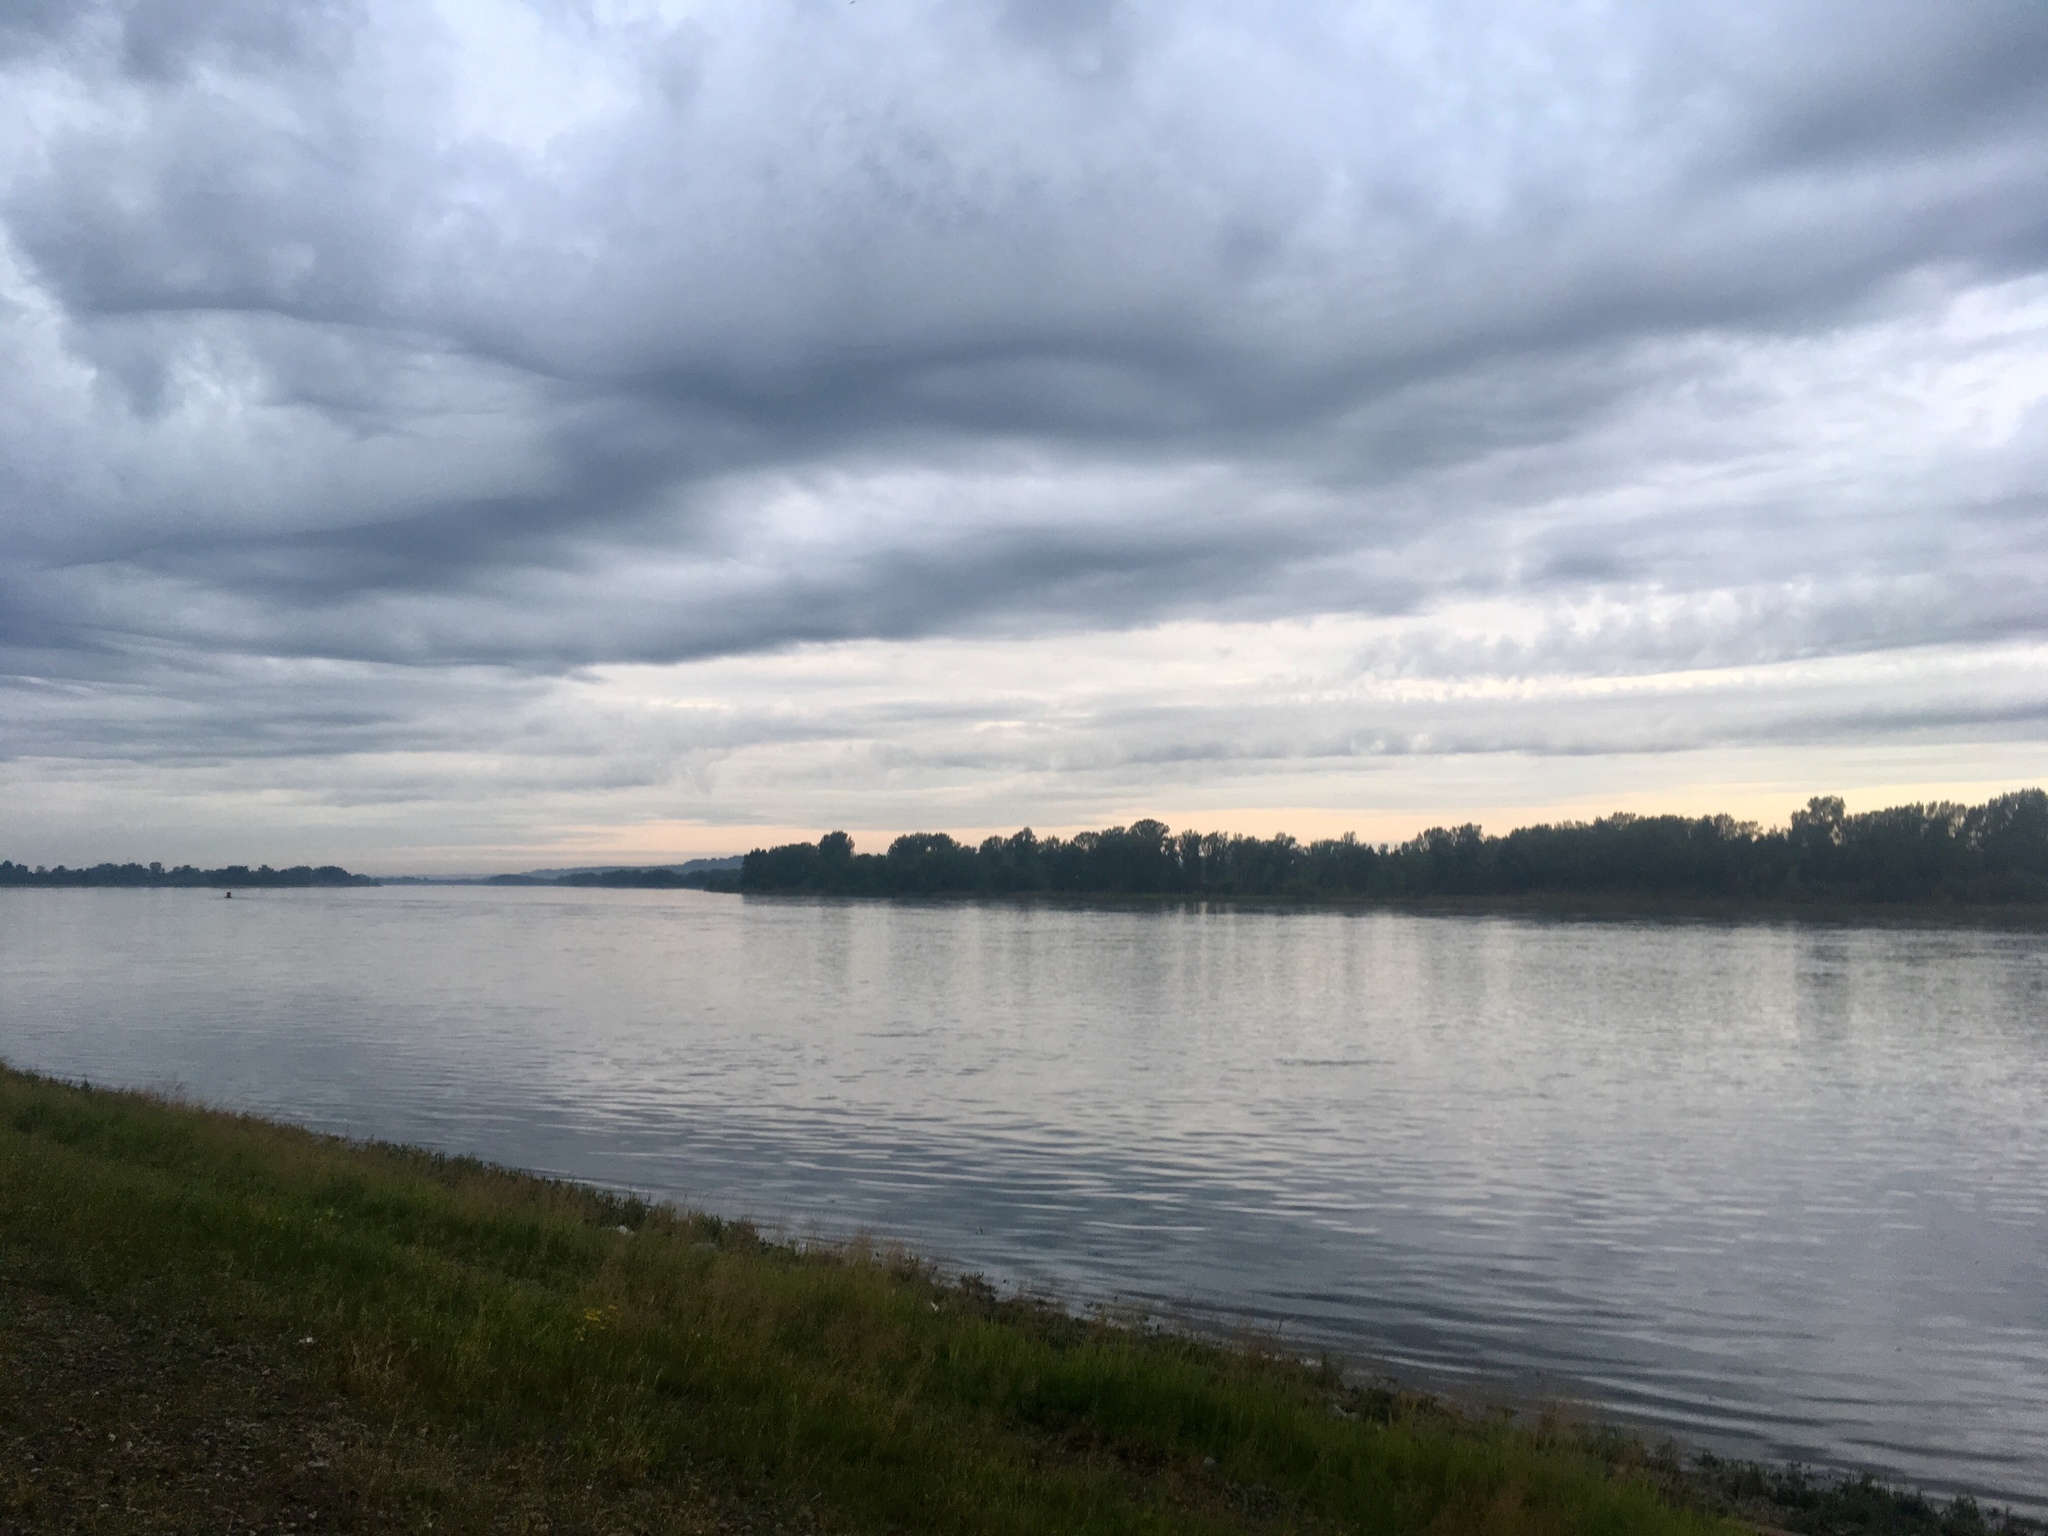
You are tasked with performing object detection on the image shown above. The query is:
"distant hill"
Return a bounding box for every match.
[477,857,744,890]
[514,858,742,880]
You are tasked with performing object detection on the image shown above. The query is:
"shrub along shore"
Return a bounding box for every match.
[2,1067,2033,1535]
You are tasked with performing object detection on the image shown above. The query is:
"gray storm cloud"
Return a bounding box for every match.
[2,0,2046,863]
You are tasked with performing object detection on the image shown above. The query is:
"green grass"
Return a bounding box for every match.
[0,1064,1739,1535]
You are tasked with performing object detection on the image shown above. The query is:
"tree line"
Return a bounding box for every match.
[739,790,2048,905]
[0,861,376,888]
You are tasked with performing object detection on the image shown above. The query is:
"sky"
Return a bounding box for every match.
[3,0,2046,874]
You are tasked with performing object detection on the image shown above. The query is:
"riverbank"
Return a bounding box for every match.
[0,1067,2029,1536]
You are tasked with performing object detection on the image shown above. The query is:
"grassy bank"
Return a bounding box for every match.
[0,1067,2012,1535]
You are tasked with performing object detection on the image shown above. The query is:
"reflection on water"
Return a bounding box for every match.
[4,887,2045,1510]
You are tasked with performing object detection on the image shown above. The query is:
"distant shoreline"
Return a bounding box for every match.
[9,785,2046,912]
[0,859,742,891]
[0,860,377,890]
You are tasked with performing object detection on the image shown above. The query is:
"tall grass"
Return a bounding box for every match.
[0,1065,1733,1535]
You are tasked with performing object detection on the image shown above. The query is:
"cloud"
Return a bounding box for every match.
[1,0,2045,860]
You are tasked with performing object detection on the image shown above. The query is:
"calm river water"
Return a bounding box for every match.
[3,887,2044,1509]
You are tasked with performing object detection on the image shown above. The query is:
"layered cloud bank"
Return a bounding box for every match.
[3,1,2046,868]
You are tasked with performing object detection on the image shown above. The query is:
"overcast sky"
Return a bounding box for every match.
[3,0,2046,871]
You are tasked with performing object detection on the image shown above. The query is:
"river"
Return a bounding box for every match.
[3,886,2043,1510]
